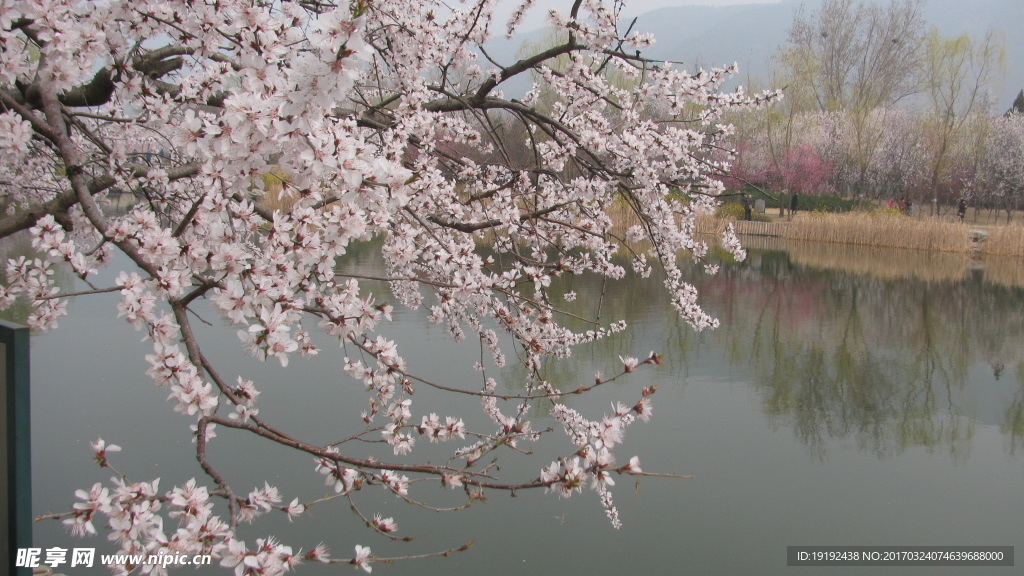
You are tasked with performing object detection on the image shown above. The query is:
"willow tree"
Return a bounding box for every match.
[919,28,1005,214]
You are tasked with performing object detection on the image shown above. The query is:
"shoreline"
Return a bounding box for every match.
[703,212,1024,257]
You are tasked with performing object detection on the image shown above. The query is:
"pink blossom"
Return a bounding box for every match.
[619,355,639,372]
[283,498,304,521]
[371,514,397,533]
[91,437,121,468]
[0,0,776,557]
[352,545,372,573]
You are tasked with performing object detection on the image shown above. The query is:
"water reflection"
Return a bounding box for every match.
[358,237,1024,461]
[7,233,1024,467]
[9,236,1024,576]
[680,240,1024,460]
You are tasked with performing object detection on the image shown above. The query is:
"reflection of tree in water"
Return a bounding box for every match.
[694,249,1024,461]
[1002,365,1024,455]
[504,242,1024,461]
[508,261,699,418]
[342,237,1024,460]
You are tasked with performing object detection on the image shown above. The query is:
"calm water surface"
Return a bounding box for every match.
[13,237,1024,575]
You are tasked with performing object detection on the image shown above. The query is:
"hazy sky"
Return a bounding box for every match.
[618,0,783,17]
[499,0,785,32]
[622,0,781,8]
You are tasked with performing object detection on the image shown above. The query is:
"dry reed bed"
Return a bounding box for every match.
[256,168,294,213]
[783,212,972,253]
[780,212,1024,257]
[981,224,1024,256]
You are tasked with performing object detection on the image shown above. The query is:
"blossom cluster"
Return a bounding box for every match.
[0,0,772,571]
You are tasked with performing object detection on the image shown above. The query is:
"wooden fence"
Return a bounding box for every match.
[731,220,788,237]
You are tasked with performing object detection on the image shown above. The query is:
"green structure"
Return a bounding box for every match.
[2,320,30,576]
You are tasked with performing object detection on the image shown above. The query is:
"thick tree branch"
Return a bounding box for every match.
[0,163,200,239]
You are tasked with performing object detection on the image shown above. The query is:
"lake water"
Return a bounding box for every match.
[12,237,1024,575]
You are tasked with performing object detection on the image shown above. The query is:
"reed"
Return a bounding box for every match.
[695,213,727,235]
[254,166,296,213]
[980,223,1024,256]
[604,197,642,238]
[980,254,1024,288]
[783,212,972,253]
[601,197,725,240]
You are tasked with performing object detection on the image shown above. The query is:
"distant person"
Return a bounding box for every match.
[742,194,752,221]
[957,198,967,222]
[789,193,799,220]
[906,199,913,216]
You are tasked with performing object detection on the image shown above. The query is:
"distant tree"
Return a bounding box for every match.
[865,108,927,200]
[979,113,1024,222]
[720,140,773,190]
[780,0,925,113]
[778,143,835,196]
[919,28,1005,213]
[775,0,927,195]
[725,109,841,197]
[1009,89,1024,115]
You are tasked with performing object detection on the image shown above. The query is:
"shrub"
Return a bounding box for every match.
[715,201,771,222]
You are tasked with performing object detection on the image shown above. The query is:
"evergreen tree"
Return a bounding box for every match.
[1009,89,1024,115]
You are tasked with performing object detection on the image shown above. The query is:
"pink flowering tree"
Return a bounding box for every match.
[0,0,773,573]
[720,141,833,196]
[776,143,834,196]
[724,110,838,197]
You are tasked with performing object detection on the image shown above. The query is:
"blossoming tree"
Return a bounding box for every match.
[977,112,1024,221]
[0,0,771,573]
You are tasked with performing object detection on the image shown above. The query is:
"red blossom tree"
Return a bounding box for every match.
[777,143,835,196]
